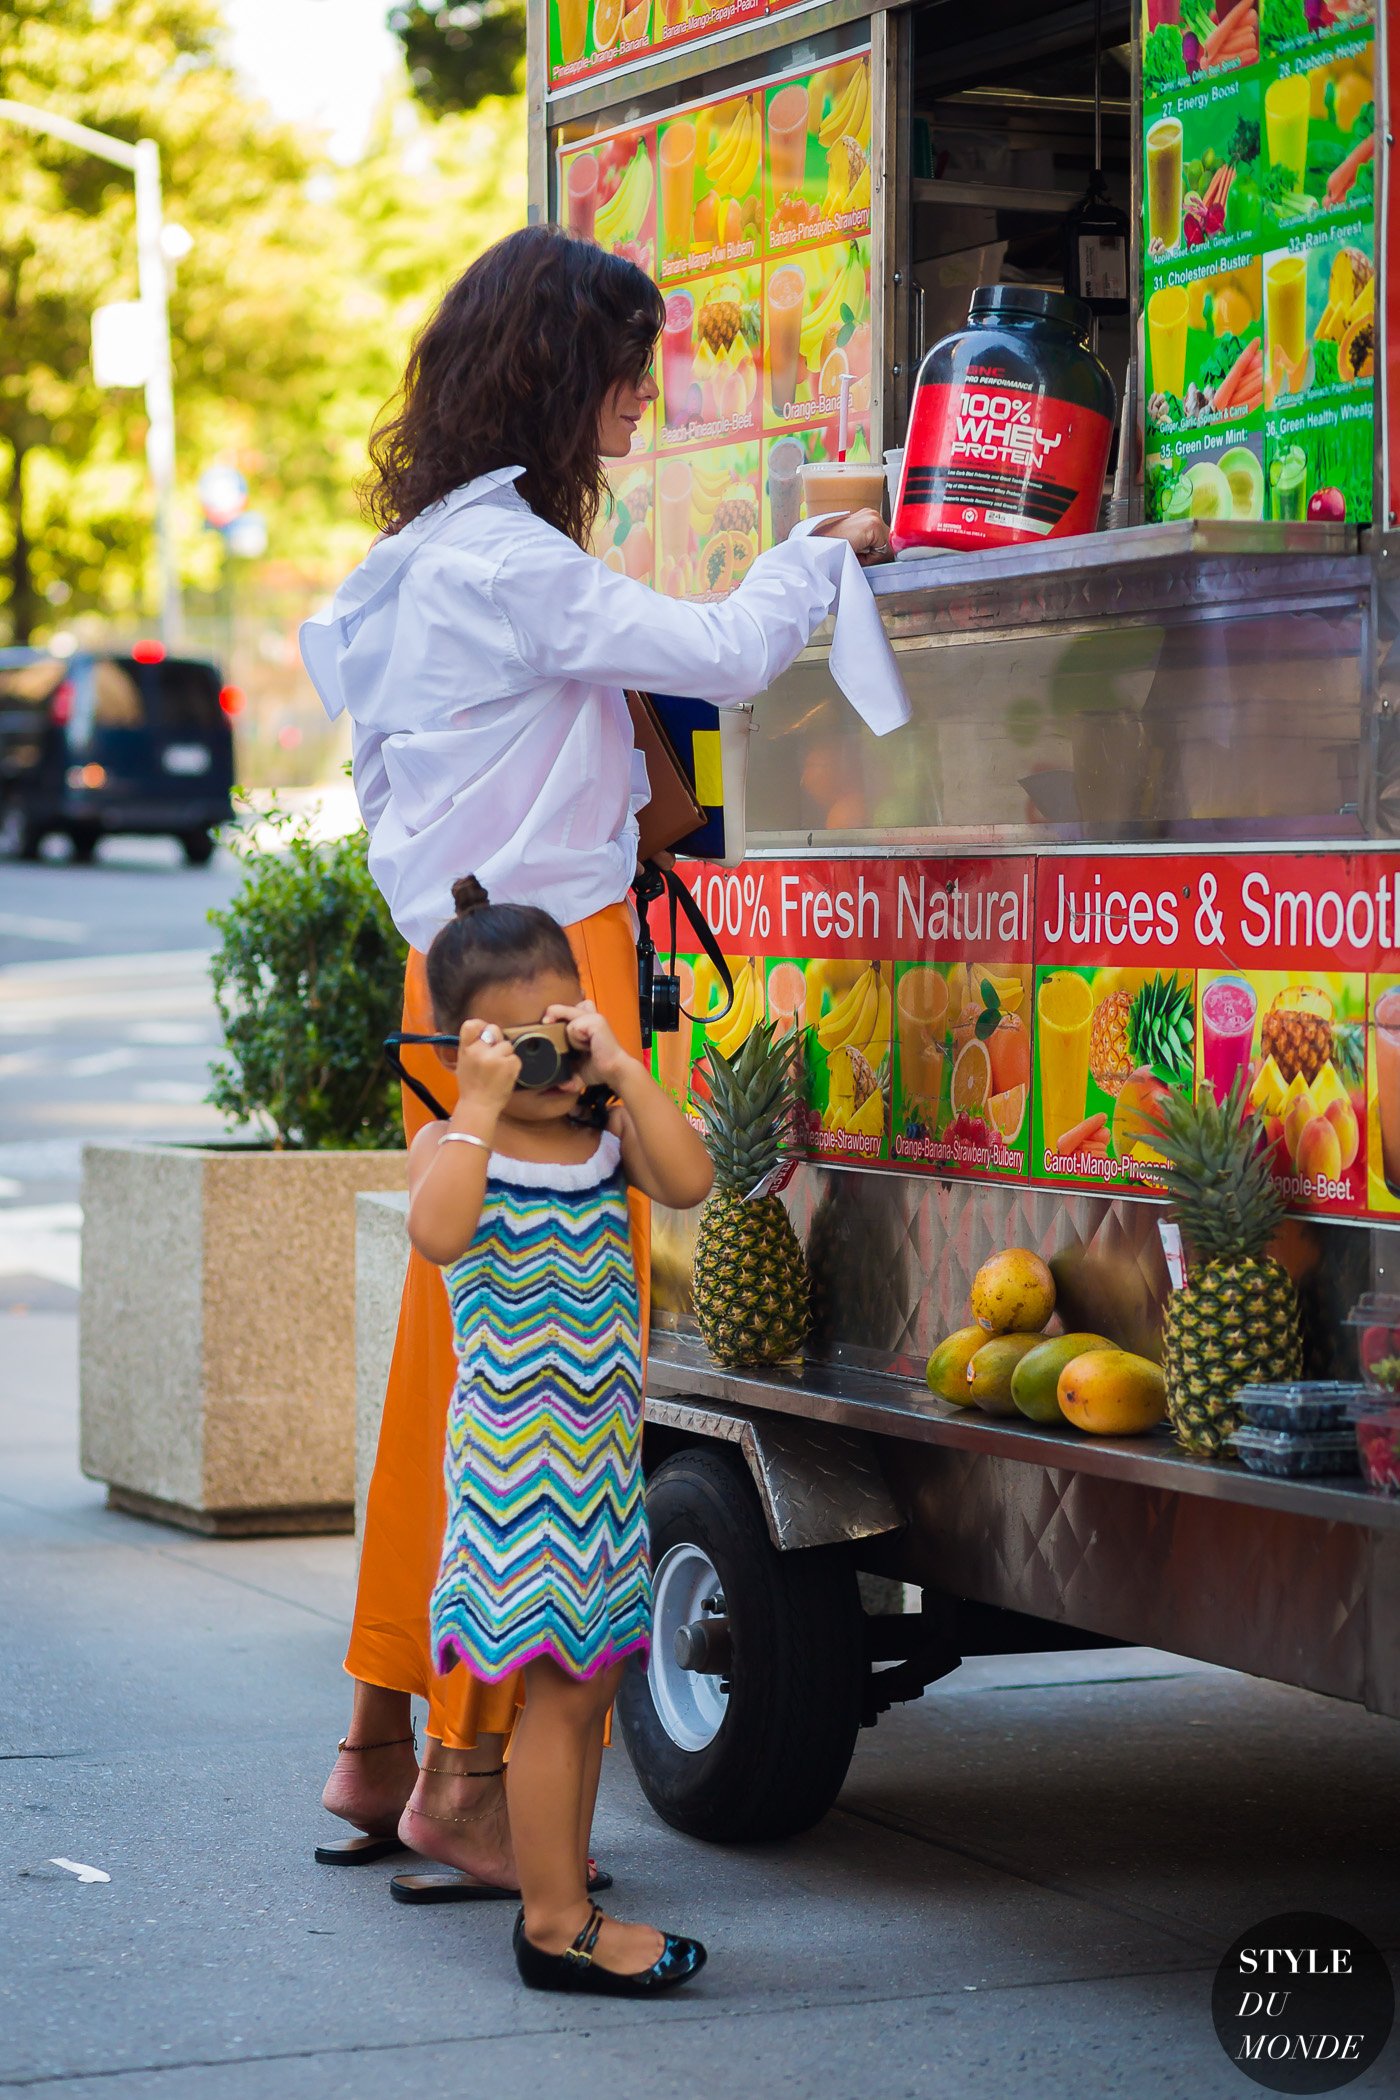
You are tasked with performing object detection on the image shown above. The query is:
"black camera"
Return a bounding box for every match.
[638,940,681,1050]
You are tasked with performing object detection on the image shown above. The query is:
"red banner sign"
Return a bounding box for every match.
[649,850,1400,1223]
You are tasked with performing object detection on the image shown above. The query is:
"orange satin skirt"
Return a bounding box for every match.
[344,901,650,1747]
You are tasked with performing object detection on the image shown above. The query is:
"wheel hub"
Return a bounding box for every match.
[648,1541,729,1751]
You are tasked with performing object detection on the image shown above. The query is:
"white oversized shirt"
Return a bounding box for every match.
[299,466,909,954]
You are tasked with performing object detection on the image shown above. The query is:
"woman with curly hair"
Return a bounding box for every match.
[300,223,906,1950]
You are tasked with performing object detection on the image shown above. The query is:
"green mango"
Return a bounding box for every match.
[925,1326,984,1407]
[1010,1333,1115,1424]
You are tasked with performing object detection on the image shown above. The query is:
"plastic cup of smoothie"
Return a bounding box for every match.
[801,459,887,520]
[1201,976,1257,1104]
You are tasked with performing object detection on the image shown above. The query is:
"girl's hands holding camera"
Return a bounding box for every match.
[545,999,629,1090]
[451,1017,521,1124]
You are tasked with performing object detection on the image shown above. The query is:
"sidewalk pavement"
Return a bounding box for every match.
[2,1306,1397,2099]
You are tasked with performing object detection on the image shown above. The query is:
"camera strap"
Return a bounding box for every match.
[634,861,735,1024]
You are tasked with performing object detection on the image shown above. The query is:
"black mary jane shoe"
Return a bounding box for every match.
[513,1902,706,1997]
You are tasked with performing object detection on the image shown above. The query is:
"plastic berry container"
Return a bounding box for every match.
[1234,1383,1369,1433]
[1348,1401,1400,1495]
[1229,1427,1360,1479]
[1343,1293,1400,1392]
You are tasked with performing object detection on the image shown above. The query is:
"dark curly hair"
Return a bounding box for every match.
[363,225,665,549]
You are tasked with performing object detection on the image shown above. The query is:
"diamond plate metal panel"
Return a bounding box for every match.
[645,1395,901,1551]
[896,1446,1387,1710]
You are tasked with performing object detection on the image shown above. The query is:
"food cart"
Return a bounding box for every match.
[532,0,1400,1842]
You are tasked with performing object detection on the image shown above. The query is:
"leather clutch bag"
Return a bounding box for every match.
[626,689,707,862]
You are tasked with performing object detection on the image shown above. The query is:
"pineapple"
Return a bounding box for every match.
[1089,991,1133,1094]
[713,488,758,536]
[1150,1076,1302,1457]
[1089,973,1194,1096]
[692,1020,810,1368]
[697,292,741,354]
[1261,986,1333,1085]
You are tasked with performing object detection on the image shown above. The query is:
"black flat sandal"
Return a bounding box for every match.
[513,1902,706,1997]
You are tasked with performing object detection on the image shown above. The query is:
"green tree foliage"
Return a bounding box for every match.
[207,801,408,1149]
[0,0,526,643]
[389,2,526,117]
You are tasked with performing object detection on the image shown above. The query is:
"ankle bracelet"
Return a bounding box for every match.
[337,1733,415,1754]
[410,1802,506,1827]
[421,1761,505,1781]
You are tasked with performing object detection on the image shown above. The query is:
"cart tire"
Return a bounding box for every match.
[618,1446,862,1843]
[68,825,100,864]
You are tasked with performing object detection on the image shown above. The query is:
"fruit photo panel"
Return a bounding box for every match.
[1144,70,1263,269]
[762,239,872,432]
[655,440,760,602]
[1262,0,1376,67]
[654,0,763,56]
[891,960,1032,1179]
[1367,973,1400,1218]
[1033,963,1197,1193]
[560,126,657,276]
[1144,257,1263,433]
[658,96,761,286]
[1141,1,1262,100]
[1262,217,1373,407]
[802,956,891,1162]
[549,0,654,94]
[1145,421,1265,524]
[763,56,872,253]
[657,269,762,449]
[1261,35,1375,236]
[1201,967,1366,1211]
[592,456,656,586]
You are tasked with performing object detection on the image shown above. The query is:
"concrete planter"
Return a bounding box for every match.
[80,1143,408,1535]
[354,1191,410,1541]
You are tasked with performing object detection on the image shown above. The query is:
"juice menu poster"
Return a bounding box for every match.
[1139,0,1374,528]
[559,48,875,602]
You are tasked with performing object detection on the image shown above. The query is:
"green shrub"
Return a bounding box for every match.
[206,799,408,1150]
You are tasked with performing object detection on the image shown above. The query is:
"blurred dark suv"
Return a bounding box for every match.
[0,645,235,864]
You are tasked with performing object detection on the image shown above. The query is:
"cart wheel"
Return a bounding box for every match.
[68,825,100,864]
[618,1446,863,1843]
[180,829,216,867]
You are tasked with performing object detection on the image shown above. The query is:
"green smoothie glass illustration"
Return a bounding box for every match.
[1265,73,1310,189]
[1269,444,1308,521]
[1147,284,1189,398]
[1146,118,1183,252]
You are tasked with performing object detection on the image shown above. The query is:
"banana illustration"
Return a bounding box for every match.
[595,144,654,245]
[708,959,759,1061]
[818,63,868,151]
[815,965,874,1052]
[706,99,752,190]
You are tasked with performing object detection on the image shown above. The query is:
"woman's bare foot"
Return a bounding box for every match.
[321,1734,419,1837]
[398,1745,518,1888]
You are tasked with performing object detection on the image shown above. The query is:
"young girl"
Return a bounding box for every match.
[408,875,714,1995]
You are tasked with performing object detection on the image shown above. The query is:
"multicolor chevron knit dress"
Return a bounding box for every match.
[428,1131,651,1684]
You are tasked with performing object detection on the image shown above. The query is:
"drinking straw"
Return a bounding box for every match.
[837,371,852,462]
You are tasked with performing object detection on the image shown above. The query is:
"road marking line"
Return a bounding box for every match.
[0,913,87,943]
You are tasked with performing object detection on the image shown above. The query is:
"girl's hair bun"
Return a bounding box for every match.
[451,874,490,915]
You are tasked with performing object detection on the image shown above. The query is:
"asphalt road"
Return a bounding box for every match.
[0,839,238,1306]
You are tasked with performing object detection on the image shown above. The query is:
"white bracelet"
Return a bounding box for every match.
[438,1130,491,1154]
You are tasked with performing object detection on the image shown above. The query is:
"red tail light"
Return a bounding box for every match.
[131,639,166,664]
[218,685,245,716]
[50,680,75,726]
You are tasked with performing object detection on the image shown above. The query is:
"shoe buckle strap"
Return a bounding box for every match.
[566,1904,605,1966]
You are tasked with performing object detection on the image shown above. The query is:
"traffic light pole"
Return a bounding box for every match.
[0,100,182,644]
